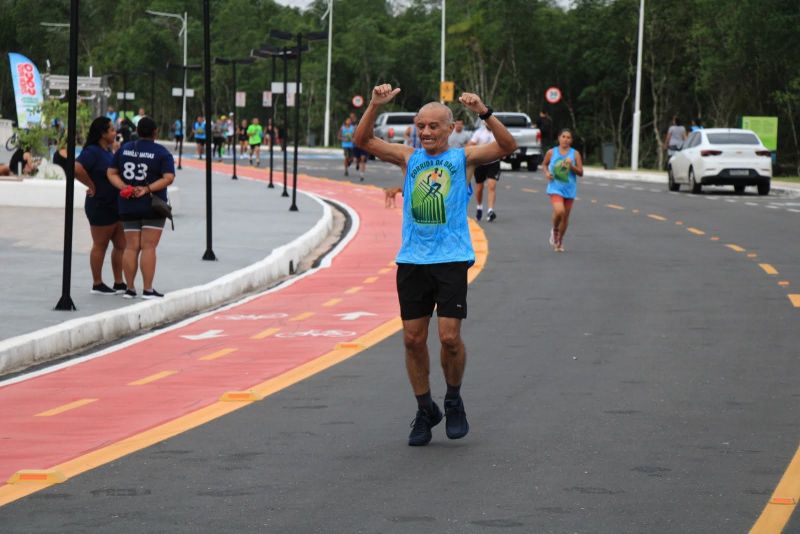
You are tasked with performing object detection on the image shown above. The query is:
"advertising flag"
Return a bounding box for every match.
[8,53,44,126]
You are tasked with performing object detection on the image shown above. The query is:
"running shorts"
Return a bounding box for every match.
[474,161,501,184]
[396,262,469,320]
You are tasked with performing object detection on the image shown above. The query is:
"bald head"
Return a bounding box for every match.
[417,102,453,125]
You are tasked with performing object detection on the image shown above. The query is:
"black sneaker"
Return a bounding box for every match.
[488,210,497,222]
[122,289,137,299]
[91,283,116,295]
[444,396,469,439]
[408,402,443,446]
[476,208,483,221]
[142,289,164,300]
[112,282,127,294]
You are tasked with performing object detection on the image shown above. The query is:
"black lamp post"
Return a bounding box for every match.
[266,29,326,211]
[201,0,215,261]
[166,62,201,170]
[215,57,254,180]
[250,48,281,189]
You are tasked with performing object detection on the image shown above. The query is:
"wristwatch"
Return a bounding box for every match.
[479,106,493,121]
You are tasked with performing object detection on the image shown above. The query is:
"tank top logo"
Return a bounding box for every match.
[554,155,571,182]
[410,161,452,225]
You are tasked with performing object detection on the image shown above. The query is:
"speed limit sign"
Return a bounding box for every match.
[352,95,364,108]
[545,86,562,104]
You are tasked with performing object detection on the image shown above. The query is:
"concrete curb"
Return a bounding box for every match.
[0,193,333,375]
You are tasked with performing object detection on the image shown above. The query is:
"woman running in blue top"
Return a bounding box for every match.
[542,129,583,252]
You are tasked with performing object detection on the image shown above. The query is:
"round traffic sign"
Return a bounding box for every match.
[352,95,364,108]
[545,86,562,104]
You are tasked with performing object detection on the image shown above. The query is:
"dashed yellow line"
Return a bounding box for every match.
[789,295,800,307]
[759,264,779,276]
[606,204,625,210]
[779,281,790,287]
[751,443,800,533]
[632,209,640,214]
[521,188,538,193]
[200,348,239,360]
[128,370,178,386]
[322,298,342,308]
[345,286,363,295]
[687,227,705,236]
[711,237,720,241]
[647,214,667,221]
[289,312,315,322]
[675,221,684,226]
[726,244,746,253]
[748,253,758,258]
[35,399,98,417]
[363,276,378,284]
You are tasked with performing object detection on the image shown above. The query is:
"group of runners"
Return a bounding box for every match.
[353,83,584,446]
[187,115,279,167]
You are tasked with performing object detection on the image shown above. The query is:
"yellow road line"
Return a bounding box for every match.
[363,276,378,284]
[127,370,178,386]
[345,286,362,294]
[726,244,746,253]
[759,264,779,276]
[687,227,705,236]
[521,188,537,193]
[606,204,625,210]
[778,281,790,287]
[748,253,758,258]
[632,209,640,214]
[322,298,342,307]
[711,237,720,241]
[200,348,239,360]
[35,398,98,418]
[289,311,315,322]
[591,199,597,204]
[789,295,800,307]
[750,443,800,533]
[0,219,491,508]
[675,221,684,226]
[647,214,667,221]
[378,267,392,274]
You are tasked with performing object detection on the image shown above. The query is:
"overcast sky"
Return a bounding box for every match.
[274,0,572,11]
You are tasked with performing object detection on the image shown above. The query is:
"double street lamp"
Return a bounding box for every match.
[214,57,254,180]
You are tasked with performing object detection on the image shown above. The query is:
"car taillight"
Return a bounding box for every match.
[536,130,541,143]
[700,150,722,156]
[756,150,771,157]
[388,128,395,138]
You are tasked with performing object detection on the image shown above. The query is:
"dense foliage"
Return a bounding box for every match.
[1,0,798,171]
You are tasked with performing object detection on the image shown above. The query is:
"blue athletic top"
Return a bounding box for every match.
[112,139,175,217]
[397,148,474,265]
[193,120,206,140]
[546,147,578,199]
[340,125,355,148]
[76,144,116,205]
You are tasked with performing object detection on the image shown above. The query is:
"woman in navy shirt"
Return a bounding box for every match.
[75,116,127,295]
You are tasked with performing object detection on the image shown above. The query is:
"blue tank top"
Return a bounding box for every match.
[546,147,578,198]
[397,148,474,265]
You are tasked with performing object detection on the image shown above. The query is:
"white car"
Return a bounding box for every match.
[667,128,772,195]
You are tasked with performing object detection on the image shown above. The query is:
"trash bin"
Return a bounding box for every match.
[602,142,616,170]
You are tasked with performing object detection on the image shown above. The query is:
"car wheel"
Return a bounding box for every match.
[758,181,771,196]
[689,168,702,194]
[526,157,538,172]
[734,184,746,194]
[511,160,521,171]
[668,168,679,192]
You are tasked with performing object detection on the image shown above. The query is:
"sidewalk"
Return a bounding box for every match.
[0,163,330,375]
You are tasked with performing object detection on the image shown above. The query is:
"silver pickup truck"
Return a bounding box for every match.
[475,112,543,171]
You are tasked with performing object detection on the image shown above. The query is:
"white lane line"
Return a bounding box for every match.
[649,189,660,192]
[704,196,718,200]
[766,205,780,209]
[598,183,609,187]
[725,199,738,203]
[788,209,800,213]
[614,185,627,189]
[633,187,644,191]
[746,202,758,206]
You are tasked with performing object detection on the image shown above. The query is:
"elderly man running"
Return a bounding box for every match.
[354,84,516,446]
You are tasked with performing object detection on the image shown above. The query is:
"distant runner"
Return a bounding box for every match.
[542,129,583,252]
[354,83,516,446]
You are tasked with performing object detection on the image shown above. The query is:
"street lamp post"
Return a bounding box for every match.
[250,48,280,189]
[322,0,333,147]
[201,0,215,261]
[441,0,445,95]
[215,57,254,181]
[146,10,188,169]
[631,0,645,171]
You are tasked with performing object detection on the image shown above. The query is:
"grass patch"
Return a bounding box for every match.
[774,176,800,183]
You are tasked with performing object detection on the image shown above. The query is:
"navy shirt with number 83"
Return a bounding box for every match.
[111,139,175,217]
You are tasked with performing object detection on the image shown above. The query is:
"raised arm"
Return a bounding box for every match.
[460,93,517,167]
[353,84,413,168]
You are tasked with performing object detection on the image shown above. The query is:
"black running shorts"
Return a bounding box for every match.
[84,197,119,227]
[474,161,501,184]
[396,262,469,320]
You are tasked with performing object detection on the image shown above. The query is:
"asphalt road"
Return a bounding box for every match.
[1,154,799,533]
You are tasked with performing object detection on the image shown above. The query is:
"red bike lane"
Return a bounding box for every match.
[0,161,488,506]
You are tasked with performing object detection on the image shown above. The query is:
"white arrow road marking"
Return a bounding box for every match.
[181,329,227,340]
[335,312,378,321]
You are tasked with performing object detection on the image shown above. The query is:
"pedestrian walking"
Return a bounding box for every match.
[535,111,554,148]
[338,117,355,176]
[107,117,176,299]
[74,116,127,295]
[468,120,501,222]
[193,115,206,159]
[664,116,687,159]
[212,115,226,162]
[247,118,263,166]
[354,83,517,446]
[226,112,235,153]
[542,128,583,252]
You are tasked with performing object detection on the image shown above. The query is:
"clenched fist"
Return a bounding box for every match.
[371,84,401,106]
[458,93,488,116]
